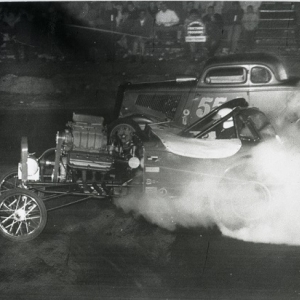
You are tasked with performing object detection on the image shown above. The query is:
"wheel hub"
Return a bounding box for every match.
[14,208,26,221]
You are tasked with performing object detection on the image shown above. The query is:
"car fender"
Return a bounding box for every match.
[120,114,156,130]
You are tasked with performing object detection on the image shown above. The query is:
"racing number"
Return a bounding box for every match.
[196,97,227,118]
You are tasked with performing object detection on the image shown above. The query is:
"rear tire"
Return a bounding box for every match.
[212,162,271,230]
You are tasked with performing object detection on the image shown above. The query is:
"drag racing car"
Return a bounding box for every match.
[0,98,278,242]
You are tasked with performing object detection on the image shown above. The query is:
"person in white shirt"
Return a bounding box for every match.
[155,2,179,27]
[155,2,180,44]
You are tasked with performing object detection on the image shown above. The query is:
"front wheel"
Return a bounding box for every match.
[0,188,47,242]
[108,118,142,149]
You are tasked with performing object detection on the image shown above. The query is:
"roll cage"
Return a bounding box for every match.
[179,98,273,142]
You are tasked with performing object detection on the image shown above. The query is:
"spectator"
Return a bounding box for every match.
[117,9,132,57]
[91,3,105,27]
[148,1,158,19]
[47,5,64,57]
[131,9,154,63]
[84,2,100,27]
[2,7,20,29]
[156,2,179,27]
[101,1,118,29]
[203,5,224,57]
[242,5,259,50]
[181,1,196,23]
[114,2,124,28]
[114,1,138,54]
[1,7,15,42]
[223,1,244,54]
[13,13,32,62]
[155,2,180,43]
[126,2,139,21]
[100,1,118,61]
[117,8,131,32]
[184,9,203,61]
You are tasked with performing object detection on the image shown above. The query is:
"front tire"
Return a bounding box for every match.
[108,118,142,149]
[0,188,47,242]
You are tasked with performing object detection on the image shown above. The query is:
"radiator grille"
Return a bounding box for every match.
[135,94,181,119]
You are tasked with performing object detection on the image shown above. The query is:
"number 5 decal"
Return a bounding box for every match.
[196,97,227,118]
[213,97,227,108]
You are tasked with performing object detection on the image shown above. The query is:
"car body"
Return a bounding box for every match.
[142,98,276,196]
[114,53,299,130]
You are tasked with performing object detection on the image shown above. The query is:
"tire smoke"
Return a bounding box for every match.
[220,138,300,245]
[115,128,300,245]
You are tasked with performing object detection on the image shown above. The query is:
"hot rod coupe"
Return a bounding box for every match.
[0,98,278,242]
[114,53,298,131]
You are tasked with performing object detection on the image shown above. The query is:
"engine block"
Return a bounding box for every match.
[68,151,113,171]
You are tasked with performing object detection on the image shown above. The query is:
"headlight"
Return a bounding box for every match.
[128,157,140,169]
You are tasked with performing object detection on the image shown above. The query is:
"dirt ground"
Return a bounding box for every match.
[0,197,178,299]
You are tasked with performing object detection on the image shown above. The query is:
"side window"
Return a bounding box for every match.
[250,67,271,83]
[204,67,246,84]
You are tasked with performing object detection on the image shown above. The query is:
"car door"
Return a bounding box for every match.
[183,65,250,126]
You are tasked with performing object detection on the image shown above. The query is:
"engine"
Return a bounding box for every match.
[58,113,113,172]
[19,113,143,186]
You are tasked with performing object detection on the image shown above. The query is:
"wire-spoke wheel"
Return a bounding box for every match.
[0,168,20,194]
[108,119,141,150]
[212,161,272,230]
[213,179,271,230]
[0,188,47,242]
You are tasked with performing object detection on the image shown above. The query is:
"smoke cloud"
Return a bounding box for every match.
[115,179,218,231]
[221,137,300,245]
[114,126,300,246]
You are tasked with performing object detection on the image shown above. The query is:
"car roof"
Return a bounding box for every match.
[203,53,288,81]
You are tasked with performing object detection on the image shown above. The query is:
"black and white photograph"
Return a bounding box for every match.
[0,1,300,299]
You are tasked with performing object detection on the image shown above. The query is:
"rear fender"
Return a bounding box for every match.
[130,114,155,130]
[114,114,155,131]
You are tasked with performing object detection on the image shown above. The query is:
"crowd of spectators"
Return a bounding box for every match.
[0,2,263,62]
[64,1,261,61]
